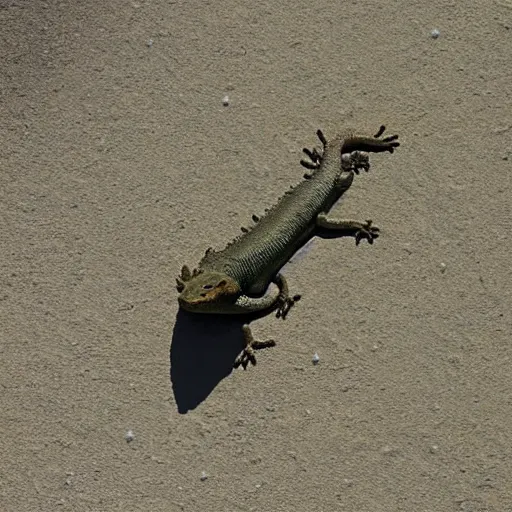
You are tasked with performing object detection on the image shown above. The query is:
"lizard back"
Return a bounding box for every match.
[199,134,353,294]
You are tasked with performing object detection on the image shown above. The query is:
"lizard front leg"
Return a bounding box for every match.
[274,273,301,319]
[234,325,276,370]
[234,274,300,369]
[316,213,380,245]
[232,273,300,315]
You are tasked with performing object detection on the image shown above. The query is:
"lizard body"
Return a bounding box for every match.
[177,126,399,368]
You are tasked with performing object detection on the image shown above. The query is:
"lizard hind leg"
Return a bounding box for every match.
[316,214,380,245]
[274,273,301,319]
[341,151,370,174]
[234,325,276,370]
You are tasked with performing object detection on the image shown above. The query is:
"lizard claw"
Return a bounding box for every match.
[276,294,301,320]
[374,125,400,153]
[234,325,276,370]
[355,220,380,245]
[234,347,258,370]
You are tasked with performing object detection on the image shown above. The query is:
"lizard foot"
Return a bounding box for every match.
[316,215,379,245]
[275,293,301,320]
[273,273,301,320]
[355,220,380,245]
[234,325,276,370]
[341,150,370,174]
[301,146,323,178]
[374,125,400,152]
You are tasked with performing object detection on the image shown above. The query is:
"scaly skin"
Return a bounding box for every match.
[177,126,400,368]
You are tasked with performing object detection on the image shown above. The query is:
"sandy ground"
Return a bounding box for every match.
[1,1,512,511]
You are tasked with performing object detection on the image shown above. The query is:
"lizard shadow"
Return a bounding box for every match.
[170,309,267,413]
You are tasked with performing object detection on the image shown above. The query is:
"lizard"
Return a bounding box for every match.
[176,125,399,369]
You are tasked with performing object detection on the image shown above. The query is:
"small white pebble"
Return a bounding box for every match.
[440,262,447,273]
[200,471,208,481]
[381,444,398,455]
[147,39,153,47]
[431,28,440,39]
[312,352,320,364]
[125,430,135,442]
[222,95,230,106]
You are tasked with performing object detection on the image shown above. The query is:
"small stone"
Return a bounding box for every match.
[312,352,320,364]
[125,430,135,442]
[200,471,208,481]
[431,28,440,39]
[381,445,398,456]
[222,95,230,106]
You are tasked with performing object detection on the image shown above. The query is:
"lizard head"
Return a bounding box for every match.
[176,265,241,313]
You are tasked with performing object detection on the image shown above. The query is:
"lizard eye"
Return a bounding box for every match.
[202,284,213,290]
